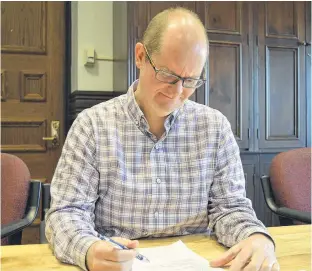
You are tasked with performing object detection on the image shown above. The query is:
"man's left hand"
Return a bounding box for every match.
[209,234,280,271]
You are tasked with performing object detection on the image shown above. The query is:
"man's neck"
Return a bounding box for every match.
[144,110,166,139]
[134,89,166,139]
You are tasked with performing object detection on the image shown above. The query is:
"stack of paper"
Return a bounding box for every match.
[133,240,224,271]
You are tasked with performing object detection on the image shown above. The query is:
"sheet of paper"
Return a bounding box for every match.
[133,240,224,271]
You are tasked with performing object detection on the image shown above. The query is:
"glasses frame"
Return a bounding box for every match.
[143,44,206,89]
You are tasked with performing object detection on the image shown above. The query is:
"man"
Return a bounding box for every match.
[46,7,279,271]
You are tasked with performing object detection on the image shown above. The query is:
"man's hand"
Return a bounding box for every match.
[86,237,139,271]
[210,234,279,271]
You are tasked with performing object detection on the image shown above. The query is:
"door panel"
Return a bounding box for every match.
[209,43,242,141]
[266,2,297,38]
[205,2,250,150]
[257,1,306,149]
[205,2,241,34]
[1,2,46,53]
[1,1,66,243]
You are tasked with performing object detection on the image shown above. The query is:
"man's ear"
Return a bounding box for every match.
[135,42,145,70]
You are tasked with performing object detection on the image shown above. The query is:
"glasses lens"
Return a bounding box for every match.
[183,79,204,88]
[156,70,180,84]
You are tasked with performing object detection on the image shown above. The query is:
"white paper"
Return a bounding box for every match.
[133,240,224,271]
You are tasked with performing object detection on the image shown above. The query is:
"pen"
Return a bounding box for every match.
[99,234,150,263]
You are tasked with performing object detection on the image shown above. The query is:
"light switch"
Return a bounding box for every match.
[84,48,95,66]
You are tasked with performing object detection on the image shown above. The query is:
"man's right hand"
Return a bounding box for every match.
[86,237,139,271]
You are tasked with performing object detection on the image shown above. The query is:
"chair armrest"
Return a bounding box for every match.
[41,183,51,221]
[260,176,311,224]
[40,183,51,244]
[1,180,42,239]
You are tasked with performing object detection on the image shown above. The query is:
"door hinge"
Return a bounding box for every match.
[256,129,259,139]
[256,35,258,46]
[248,128,251,139]
[247,34,249,46]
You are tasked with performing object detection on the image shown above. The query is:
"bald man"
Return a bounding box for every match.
[46,7,279,271]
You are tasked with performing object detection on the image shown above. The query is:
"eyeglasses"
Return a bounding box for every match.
[143,45,206,89]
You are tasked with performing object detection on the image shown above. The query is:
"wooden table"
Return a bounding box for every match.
[1,225,311,271]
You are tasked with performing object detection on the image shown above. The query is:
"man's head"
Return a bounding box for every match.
[135,7,208,118]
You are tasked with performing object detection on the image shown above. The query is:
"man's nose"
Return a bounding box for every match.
[168,80,183,98]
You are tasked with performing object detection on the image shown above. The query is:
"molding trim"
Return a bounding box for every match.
[69,90,125,124]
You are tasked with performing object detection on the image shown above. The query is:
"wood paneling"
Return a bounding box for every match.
[148,1,196,20]
[205,2,250,150]
[1,70,7,101]
[266,2,297,39]
[209,42,242,140]
[20,71,47,102]
[1,119,47,152]
[266,47,298,140]
[1,2,66,244]
[205,2,241,34]
[242,163,256,204]
[258,2,306,149]
[1,2,47,54]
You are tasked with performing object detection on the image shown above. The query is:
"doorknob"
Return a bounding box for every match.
[43,121,60,147]
[298,41,311,46]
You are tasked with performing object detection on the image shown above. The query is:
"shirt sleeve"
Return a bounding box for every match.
[45,110,101,271]
[207,113,274,248]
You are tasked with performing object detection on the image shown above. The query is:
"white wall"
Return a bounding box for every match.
[71,1,114,92]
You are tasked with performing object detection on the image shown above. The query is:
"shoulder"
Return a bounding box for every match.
[182,100,229,127]
[75,93,128,124]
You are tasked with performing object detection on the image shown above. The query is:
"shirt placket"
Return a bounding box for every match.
[149,140,166,234]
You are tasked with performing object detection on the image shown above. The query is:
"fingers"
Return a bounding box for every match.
[111,237,139,249]
[256,257,279,271]
[93,257,134,271]
[210,243,241,267]
[86,237,139,271]
[229,246,253,271]
[243,249,265,271]
[93,241,137,262]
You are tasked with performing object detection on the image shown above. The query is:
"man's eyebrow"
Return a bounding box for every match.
[159,65,179,76]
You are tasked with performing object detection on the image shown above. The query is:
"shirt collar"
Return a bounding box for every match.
[125,80,185,132]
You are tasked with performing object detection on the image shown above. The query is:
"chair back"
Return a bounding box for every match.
[1,153,31,245]
[270,148,311,216]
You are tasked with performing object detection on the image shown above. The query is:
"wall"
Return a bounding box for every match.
[71,1,114,92]
[308,4,312,146]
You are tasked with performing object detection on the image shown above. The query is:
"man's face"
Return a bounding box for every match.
[135,32,207,117]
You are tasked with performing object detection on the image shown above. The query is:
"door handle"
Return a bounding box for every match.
[42,121,60,147]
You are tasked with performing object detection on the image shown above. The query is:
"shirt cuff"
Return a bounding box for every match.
[72,235,101,271]
[237,227,276,249]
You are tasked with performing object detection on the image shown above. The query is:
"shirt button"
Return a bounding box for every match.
[155,143,162,150]
[156,178,161,184]
[135,120,139,126]
[154,212,158,217]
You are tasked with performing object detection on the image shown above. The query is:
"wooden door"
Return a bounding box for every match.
[202,2,251,150]
[1,2,66,243]
[257,2,307,150]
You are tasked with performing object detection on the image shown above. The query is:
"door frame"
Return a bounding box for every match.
[64,2,71,135]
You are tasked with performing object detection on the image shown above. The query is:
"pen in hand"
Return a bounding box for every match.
[99,234,150,263]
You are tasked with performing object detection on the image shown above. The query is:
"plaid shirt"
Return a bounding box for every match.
[46,80,270,270]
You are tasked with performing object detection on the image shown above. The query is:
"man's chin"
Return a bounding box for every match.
[155,104,180,117]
